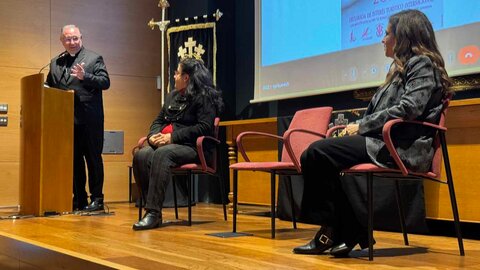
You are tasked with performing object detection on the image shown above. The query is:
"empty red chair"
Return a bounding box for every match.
[230,107,333,238]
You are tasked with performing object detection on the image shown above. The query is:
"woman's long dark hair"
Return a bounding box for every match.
[383,9,452,93]
[179,58,224,114]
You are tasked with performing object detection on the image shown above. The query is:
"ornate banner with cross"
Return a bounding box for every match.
[167,22,216,92]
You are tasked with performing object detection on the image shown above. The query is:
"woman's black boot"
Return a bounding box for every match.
[293,226,335,255]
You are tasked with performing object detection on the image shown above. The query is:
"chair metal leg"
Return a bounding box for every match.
[440,132,465,256]
[367,172,374,261]
[134,170,144,221]
[172,176,179,220]
[233,170,238,233]
[187,172,192,226]
[138,190,143,222]
[394,180,409,245]
[286,177,297,229]
[128,166,133,203]
[217,175,227,221]
[270,172,276,239]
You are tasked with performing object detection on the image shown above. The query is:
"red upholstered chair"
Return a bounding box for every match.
[229,107,333,238]
[132,136,148,221]
[334,96,464,260]
[132,117,227,226]
[170,117,227,225]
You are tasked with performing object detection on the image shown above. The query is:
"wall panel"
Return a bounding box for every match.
[0,68,29,163]
[0,0,51,68]
[103,74,161,162]
[0,163,19,206]
[50,0,162,77]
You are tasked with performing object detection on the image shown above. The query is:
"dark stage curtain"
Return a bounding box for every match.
[276,114,428,234]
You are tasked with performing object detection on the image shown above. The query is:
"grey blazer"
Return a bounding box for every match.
[358,55,445,172]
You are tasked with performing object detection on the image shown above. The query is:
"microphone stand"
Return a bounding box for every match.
[38,61,51,74]
[38,52,68,74]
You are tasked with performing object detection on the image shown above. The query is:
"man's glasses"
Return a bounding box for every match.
[62,36,81,43]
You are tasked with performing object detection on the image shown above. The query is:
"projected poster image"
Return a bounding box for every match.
[254,0,480,103]
[341,0,443,50]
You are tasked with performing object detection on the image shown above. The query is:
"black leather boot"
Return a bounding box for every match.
[84,198,104,212]
[330,231,375,257]
[293,226,335,255]
[132,210,162,231]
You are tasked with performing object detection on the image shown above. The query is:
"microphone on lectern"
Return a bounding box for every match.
[38,51,68,74]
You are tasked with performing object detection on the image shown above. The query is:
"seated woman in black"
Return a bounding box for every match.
[293,9,452,256]
[132,58,223,231]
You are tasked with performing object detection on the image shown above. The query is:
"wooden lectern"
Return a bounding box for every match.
[20,74,74,216]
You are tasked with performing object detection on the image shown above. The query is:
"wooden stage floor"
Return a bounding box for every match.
[0,202,479,269]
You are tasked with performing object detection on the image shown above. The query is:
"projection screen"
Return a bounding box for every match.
[253,0,480,103]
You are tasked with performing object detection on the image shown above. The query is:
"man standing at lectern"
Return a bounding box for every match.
[46,25,110,211]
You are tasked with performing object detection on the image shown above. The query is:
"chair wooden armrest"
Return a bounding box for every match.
[235,131,283,162]
[132,136,148,156]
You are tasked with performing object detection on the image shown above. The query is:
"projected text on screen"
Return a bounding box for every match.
[254,0,480,103]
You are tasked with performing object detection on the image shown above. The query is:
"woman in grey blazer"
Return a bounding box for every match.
[293,10,452,257]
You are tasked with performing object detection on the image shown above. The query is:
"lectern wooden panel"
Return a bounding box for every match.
[20,74,74,216]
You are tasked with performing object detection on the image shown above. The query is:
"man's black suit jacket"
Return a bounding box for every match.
[46,47,110,126]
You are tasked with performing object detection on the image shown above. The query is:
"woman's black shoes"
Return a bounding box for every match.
[132,210,162,231]
[330,242,355,257]
[330,234,375,257]
[293,226,334,255]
